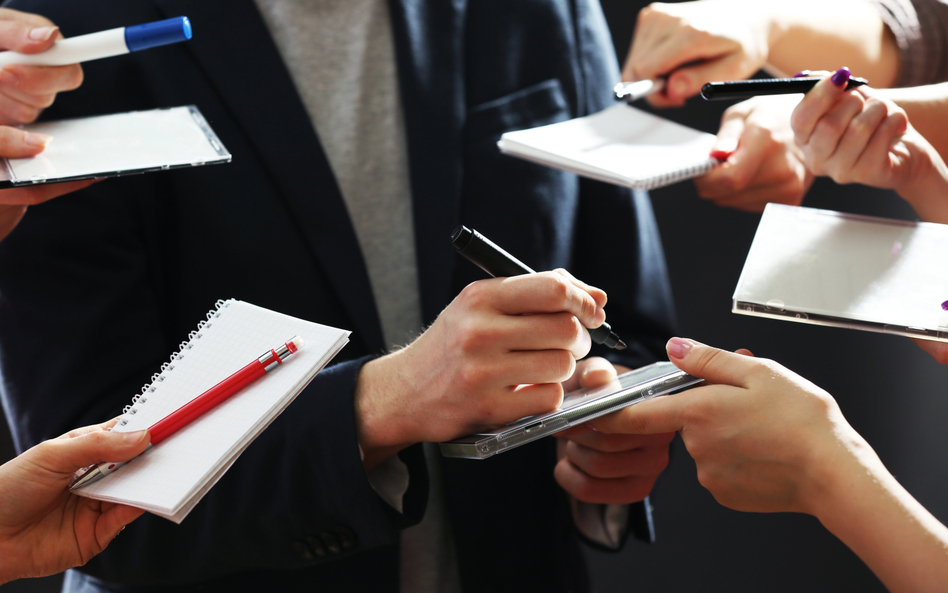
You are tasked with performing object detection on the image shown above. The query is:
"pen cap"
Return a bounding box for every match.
[124,17,192,52]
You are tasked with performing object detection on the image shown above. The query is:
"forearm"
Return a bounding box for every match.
[761,0,899,85]
[881,83,948,161]
[811,437,948,593]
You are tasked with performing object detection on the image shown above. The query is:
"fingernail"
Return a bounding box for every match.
[28,26,58,42]
[793,70,811,78]
[666,337,694,360]
[123,430,148,444]
[23,132,51,149]
[941,300,948,311]
[709,149,733,160]
[0,69,19,88]
[831,67,851,87]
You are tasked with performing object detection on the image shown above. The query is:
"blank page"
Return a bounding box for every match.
[498,104,718,190]
[0,106,231,186]
[75,300,350,522]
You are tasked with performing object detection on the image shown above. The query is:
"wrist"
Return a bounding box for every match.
[799,424,879,522]
[896,145,948,224]
[353,349,417,469]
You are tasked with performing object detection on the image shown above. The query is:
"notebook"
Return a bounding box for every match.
[0,105,231,187]
[733,204,948,342]
[497,104,719,191]
[72,299,350,523]
[440,362,702,459]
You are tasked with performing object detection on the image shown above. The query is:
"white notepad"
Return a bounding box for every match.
[498,104,719,191]
[733,204,948,342]
[0,105,231,187]
[73,299,350,523]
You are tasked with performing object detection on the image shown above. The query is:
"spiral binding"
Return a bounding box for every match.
[117,299,234,426]
[636,157,718,191]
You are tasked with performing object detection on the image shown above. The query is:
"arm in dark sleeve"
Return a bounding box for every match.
[0,187,426,586]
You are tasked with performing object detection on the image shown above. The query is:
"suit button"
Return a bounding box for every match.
[305,535,327,558]
[293,541,314,561]
[319,531,341,554]
[334,526,357,550]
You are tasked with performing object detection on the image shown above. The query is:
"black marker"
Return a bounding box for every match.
[700,76,868,101]
[450,225,627,350]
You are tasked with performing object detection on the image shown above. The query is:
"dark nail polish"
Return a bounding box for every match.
[793,70,810,78]
[941,300,948,311]
[831,67,851,87]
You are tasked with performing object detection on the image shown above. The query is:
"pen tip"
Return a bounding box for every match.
[615,339,627,351]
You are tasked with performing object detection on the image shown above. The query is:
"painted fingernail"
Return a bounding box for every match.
[941,300,948,311]
[28,26,58,42]
[23,132,51,149]
[123,430,148,444]
[0,69,19,88]
[831,67,851,87]
[793,70,811,78]
[666,337,694,360]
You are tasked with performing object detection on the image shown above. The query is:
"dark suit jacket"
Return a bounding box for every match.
[0,0,675,591]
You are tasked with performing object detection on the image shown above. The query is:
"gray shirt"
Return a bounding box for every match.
[871,0,948,85]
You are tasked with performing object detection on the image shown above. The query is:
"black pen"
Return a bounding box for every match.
[700,76,868,101]
[450,225,627,350]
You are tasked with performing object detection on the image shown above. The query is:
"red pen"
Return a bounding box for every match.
[71,336,305,490]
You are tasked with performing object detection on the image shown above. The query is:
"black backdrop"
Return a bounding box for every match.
[2,2,947,591]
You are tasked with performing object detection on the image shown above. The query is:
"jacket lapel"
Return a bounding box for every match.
[388,0,467,322]
[156,0,385,352]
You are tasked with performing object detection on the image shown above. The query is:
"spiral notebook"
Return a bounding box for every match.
[497,104,719,191]
[72,299,350,523]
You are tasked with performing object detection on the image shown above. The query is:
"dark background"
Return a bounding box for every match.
[3,1,946,591]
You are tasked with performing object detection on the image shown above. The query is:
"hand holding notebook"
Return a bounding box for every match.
[70,299,350,523]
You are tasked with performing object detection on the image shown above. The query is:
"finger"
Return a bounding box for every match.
[0,9,59,53]
[706,173,810,212]
[0,124,49,157]
[910,338,948,365]
[95,504,146,550]
[577,356,617,389]
[790,67,852,146]
[664,52,752,105]
[554,457,657,504]
[552,268,607,309]
[857,109,909,173]
[828,98,889,181]
[496,382,565,422]
[707,106,746,160]
[490,272,605,329]
[33,429,151,474]
[665,337,757,387]
[563,438,671,479]
[590,392,688,435]
[486,311,590,358]
[804,91,865,168]
[565,429,672,453]
[696,123,776,198]
[735,348,755,357]
[494,349,579,386]
[0,179,98,206]
[0,203,26,240]
[0,63,83,96]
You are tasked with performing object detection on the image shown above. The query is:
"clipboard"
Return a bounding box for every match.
[439,361,701,460]
[733,204,948,342]
[0,105,231,187]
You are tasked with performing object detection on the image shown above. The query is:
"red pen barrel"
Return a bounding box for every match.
[148,358,267,444]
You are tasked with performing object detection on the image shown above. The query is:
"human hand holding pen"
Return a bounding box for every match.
[354,270,606,469]
[0,419,150,584]
[0,8,91,241]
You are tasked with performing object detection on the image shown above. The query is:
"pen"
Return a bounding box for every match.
[700,76,868,101]
[450,225,627,350]
[0,16,191,68]
[70,335,304,490]
[614,79,665,104]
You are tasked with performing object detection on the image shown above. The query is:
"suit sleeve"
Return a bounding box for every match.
[0,186,426,586]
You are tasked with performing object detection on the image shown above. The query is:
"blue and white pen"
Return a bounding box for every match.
[0,16,191,68]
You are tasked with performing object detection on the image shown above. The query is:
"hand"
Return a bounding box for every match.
[0,420,151,584]
[695,95,813,211]
[0,8,83,125]
[355,270,607,469]
[554,357,675,505]
[910,338,948,365]
[624,1,771,107]
[791,68,948,223]
[591,338,863,515]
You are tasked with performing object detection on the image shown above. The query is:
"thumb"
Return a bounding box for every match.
[0,125,51,158]
[38,429,150,475]
[666,338,754,388]
[0,16,59,54]
[709,108,745,160]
